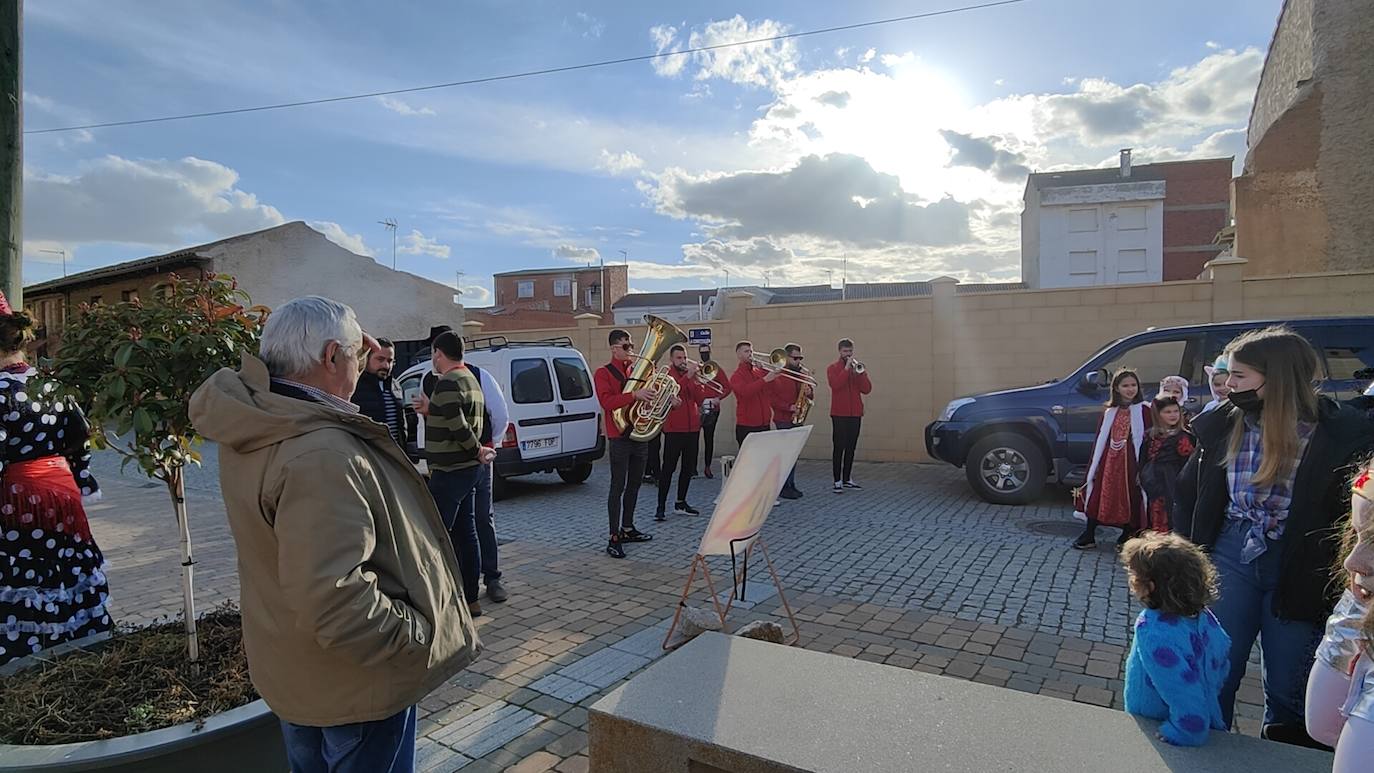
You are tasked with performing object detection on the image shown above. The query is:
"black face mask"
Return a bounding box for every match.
[1228,387,1264,414]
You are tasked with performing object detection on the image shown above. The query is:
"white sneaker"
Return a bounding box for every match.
[844,480,862,489]
[833,481,844,493]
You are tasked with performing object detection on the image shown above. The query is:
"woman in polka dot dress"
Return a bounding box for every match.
[0,293,111,667]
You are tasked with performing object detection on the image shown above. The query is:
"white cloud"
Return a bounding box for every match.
[310,220,373,256]
[880,52,917,69]
[378,96,436,117]
[681,237,796,270]
[598,149,645,176]
[459,284,492,304]
[576,11,605,38]
[859,48,876,63]
[994,78,1005,87]
[24,155,285,247]
[1206,40,1221,50]
[554,244,601,261]
[648,15,799,88]
[398,229,450,258]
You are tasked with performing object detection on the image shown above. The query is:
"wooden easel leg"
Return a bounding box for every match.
[756,538,801,646]
[662,554,733,651]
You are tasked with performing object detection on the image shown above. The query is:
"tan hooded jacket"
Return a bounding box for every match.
[188,354,479,726]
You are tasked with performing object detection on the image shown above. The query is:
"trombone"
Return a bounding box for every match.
[750,348,819,387]
[693,359,728,395]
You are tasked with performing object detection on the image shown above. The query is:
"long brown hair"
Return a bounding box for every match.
[1105,368,1143,408]
[1224,326,1319,488]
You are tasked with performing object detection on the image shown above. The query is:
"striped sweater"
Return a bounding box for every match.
[425,366,484,471]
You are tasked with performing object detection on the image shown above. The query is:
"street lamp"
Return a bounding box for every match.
[40,248,67,278]
[378,218,398,269]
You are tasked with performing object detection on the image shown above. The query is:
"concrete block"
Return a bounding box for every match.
[589,633,1330,773]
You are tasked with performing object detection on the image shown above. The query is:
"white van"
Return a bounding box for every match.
[398,335,605,498]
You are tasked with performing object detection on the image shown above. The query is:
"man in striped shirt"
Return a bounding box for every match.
[418,331,495,616]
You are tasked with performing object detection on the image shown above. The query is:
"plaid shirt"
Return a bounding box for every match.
[270,378,361,415]
[1226,417,1314,563]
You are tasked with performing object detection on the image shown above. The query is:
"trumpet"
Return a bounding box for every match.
[845,356,866,374]
[750,348,819,387]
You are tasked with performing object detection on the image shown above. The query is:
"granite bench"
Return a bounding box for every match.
[589,632,1330,773]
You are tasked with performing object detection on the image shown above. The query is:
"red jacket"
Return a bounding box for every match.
[595,359,639,439]
[730,363,773,427]
[827,359,872,417]
[769,373,801,423]
[662,366,708,434]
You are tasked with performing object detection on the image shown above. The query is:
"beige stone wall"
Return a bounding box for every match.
[469,264,1374,465]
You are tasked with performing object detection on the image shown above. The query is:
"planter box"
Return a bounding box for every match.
[0,634,287,772]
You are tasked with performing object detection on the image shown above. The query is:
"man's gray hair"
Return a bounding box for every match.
[259,296,363,377]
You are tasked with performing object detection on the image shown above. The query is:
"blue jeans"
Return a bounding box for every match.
[474,464,500,584]
[1211,518,1324,728]
[428,466,482,603]
[281,705,416,773]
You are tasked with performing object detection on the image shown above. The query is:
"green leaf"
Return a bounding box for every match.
[113,342,135,368]
[133,407,154,436]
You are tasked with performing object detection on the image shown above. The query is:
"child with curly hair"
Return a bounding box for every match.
[1121,532,1232,746]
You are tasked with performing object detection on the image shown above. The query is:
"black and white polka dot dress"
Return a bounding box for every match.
[0,363,111,667]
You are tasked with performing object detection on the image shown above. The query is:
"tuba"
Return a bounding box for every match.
[611,315,689,442]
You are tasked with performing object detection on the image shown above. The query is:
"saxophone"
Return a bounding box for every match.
[611,315,689,442]
[791,364,815,424]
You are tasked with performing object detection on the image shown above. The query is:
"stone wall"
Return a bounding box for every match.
[467,261,1374,464]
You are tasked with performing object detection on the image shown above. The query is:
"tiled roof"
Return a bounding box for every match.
[493,266,614,278]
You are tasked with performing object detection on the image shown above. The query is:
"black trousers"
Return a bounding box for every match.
[831,416,862,482]
[644,433,662,477]
[700,411,719,470]
[736,424,769,445]
[607,437,647,536]
[657,431,699,508]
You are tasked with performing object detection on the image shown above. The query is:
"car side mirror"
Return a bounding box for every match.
[1080,369,1107,394]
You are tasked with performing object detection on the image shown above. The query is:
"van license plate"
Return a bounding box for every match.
[522,437,557,451]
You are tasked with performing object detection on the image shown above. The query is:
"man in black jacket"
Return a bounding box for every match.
[351,337,416,458]
[1174,395,1374,745]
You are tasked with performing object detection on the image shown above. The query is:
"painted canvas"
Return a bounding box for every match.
[698,425,812,556]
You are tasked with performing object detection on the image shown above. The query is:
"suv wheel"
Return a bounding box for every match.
[964,432,1047,505]
[558,462,594,485]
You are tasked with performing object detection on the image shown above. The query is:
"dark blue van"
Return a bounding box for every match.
[924,317,1374,504]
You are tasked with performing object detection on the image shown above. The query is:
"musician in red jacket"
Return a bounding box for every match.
[826,337,872,493]
[769,343,811,499]
[730,341,780,447]
[698,345,732,479]
[593,329,657,558]
[655,344,709,520]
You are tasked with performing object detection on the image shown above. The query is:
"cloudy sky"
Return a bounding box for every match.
[20,0,1282,304]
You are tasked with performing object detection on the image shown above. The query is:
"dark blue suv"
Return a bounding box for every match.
[924,317,1374,504]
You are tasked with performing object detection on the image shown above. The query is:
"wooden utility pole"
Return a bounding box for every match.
[1,0,21,308]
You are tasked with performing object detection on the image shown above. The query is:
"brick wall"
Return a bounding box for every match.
[465,262,1374,464]
[26,266,208,355]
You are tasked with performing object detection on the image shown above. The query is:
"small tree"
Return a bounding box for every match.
[45,273,269,665]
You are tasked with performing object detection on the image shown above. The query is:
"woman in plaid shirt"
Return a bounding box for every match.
[1175,326,1374,749]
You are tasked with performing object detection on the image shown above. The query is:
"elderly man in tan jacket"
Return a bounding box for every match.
[190,296,479,773]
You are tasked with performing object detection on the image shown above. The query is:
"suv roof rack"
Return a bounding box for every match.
[465,335,575,352]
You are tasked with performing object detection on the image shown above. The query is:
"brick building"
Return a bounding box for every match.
[1022,153,1232,288]
[1233,0,1374,276]
[465,265,628,332]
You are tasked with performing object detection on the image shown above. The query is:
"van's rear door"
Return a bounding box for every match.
[552,354,600,454]
[508,357,563,460]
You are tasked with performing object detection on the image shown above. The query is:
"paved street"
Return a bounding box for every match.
[88,451,1265,772]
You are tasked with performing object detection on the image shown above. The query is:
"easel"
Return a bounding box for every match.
[662,454,801,650]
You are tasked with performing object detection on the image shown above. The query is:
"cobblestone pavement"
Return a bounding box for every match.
[89,452,1266,772]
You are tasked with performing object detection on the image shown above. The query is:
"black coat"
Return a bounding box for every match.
[350,372,417,458]
[1173,397,1374,624]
